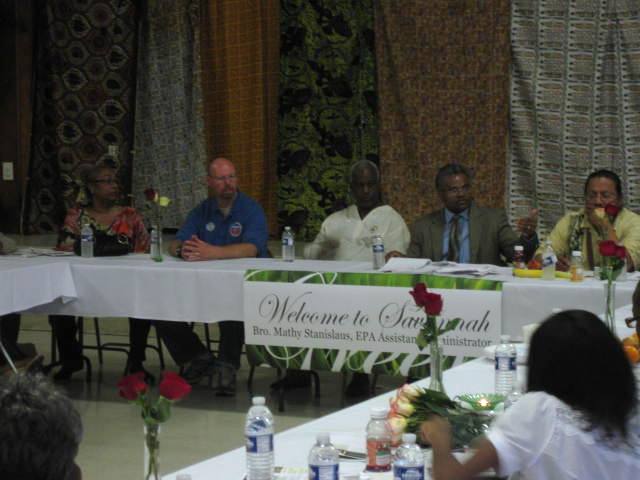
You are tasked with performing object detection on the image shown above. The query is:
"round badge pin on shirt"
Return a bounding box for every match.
[206,222,215,232]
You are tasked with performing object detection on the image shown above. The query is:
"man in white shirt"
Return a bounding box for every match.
[304,160,410,261]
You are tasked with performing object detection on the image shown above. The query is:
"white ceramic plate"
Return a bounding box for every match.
[483,343,528,365]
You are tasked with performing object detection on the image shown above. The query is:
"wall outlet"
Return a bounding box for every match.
[2,162,14,181]
[108,145,118,157]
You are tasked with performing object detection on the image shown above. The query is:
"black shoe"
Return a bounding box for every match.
[183,353,218,385]
[215,362,237,397]
[126,361,155,385]
[270,370,312,390]
[345,372,370,398]
[53,360,84,382]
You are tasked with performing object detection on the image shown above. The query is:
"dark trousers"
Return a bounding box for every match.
[0,313,21,358]
[154,320,244,369]
[48,315,152,366]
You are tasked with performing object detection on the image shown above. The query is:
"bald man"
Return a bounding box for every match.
[158,157,268,396]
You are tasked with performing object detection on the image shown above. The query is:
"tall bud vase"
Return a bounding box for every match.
[144,424,161,480]
[429,340,445,394]
[603,278,617,336]
[150,224,163,262]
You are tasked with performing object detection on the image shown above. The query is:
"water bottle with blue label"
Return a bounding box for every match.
[393,433,424,480]
[245,396,274,480]
[495,334,517,396]
[372,234,385,270]
[80,220,94,258]
[308,432,339,480]
[282,226,295,262]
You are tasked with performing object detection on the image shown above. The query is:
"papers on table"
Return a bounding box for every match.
[10,248,74,257]
[381,257,498,277]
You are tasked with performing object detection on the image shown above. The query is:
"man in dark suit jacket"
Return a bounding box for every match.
[399,164,538,265]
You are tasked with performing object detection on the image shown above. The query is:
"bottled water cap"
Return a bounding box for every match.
[370,406,388,418]
[252,396,265,406]
[401,433,416,444]
[316,432,330,444]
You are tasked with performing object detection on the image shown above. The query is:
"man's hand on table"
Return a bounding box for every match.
[182,235,220,261]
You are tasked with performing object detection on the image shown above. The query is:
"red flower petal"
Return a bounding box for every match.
[144,188,157,201]
[159,372,192,401]
[599,240,617,257]
[605,204,620,218]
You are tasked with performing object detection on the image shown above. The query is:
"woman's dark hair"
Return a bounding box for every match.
[584,169,623,198]
[527,309,637,439]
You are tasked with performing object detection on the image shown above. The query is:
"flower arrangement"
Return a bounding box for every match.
[410,283,460,393]
[118,371,191,480]
[599,239,626,335]
[143,188,171,225]
[387,384,489,449]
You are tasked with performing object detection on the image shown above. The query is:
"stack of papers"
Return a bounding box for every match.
[381,258,497,277]
[11,248,74,257]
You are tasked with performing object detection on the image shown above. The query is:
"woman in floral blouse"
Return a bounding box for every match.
[51,162,153,381]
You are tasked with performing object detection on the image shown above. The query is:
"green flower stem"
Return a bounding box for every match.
[145,424,160,480]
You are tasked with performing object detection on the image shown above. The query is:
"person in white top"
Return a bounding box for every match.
[421,309,640,480]
[304,160,410,261]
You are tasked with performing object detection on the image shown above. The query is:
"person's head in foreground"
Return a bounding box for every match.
[421,309,639,480]
[0,373,83,480]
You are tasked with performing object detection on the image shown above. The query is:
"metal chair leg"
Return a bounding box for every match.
[0,340,18,374]
[93,317,104,365]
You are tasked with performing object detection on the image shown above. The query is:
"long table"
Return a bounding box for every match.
[4,255,636,340]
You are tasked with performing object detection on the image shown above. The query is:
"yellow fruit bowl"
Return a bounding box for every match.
[513,269,571,279]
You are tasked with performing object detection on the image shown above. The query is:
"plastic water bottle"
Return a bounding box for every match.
[541,239,556,280]
[366,407,392,472]
[570,250,584,282]
[512,245,525,270]
[372,235,385,270]
[282,226,295,262]
[393,433,424,480]
[80,221,94,258]
[495,335,517,395]
[245,396,274,480]
[308,433,339,480]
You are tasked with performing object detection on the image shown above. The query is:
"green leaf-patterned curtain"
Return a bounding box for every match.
[277,0,379,241]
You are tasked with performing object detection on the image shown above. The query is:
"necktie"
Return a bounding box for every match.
[447,215,460,262]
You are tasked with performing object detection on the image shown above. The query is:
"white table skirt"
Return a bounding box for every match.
[0,259,76,316]
[2,254,637,335]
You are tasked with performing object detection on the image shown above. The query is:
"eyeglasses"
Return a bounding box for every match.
[208,173,237,182]
[92,178,118,185]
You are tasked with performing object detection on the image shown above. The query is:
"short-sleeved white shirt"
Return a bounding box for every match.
[486,391,640,480]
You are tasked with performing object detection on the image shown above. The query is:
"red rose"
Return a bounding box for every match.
[616,245,627,260]
[144,188,157,201]
[117,372,147,401]
[605,204,620,218]
[410,283,443,316]
[599,240,617,257]
[159,371,192,401]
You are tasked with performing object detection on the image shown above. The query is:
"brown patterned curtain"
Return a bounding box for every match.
[27,0,138,233]
[375,0,511,225]
[200,0,280,235]
[509,0,640,234]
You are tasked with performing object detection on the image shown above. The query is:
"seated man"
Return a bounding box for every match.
[395,163,538,264]
[162,157,268,396]
[539,169,640,271]
[302,160,409,397]
[0,373,83,480]
[304,160,410,261]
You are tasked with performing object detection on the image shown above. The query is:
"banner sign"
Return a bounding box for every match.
[244,270,502,376]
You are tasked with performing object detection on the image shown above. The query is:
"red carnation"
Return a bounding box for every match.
[599,240,617,257]
[117,372,148,401]
[616,245,627,260]
[144,188,157,202]
[605,204,620,218]
[159,372,191,401]
[410,283,443,316]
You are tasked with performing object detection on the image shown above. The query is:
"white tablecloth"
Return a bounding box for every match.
[0,259,76,316]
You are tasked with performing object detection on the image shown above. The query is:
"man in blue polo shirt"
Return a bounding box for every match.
[157,157,268,395]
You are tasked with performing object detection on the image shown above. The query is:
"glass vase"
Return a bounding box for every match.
[429,340,445,394]
[144,424,161,480]
[603,280,617,336]
[150,224,163,262]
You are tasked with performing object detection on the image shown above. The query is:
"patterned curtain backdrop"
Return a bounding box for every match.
[200,0,280,236]
[374,0,511,226]
[277,0,379,241]
[27,0,138,233]
[132,0,206,228]
[509,0,640,234]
